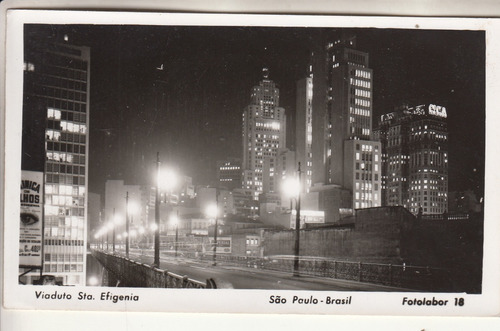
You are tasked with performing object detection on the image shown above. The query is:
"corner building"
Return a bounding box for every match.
[376,104,448,214]
[21,34,90,285]
[242,68,286,200]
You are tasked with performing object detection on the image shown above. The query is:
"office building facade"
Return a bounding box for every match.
[376,104,448,214]
[309,33,381,213]
[242,68,287,199]
[21,34,90,285]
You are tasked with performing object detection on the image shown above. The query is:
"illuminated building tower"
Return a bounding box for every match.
[295,65,314,192]
[376,104,448,214]
[242,68,287,200]
[21,33,90,285]
[311,33,381,210]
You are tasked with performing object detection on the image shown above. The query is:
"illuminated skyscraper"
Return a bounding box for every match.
[376,104,448,214]
[21,33,90,285]
[242,68,287,200]
[310,33,381,211]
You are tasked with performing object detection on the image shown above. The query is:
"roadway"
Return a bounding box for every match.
[115,248,407,291]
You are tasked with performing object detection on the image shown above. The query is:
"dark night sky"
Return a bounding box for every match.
[25,25,485,198]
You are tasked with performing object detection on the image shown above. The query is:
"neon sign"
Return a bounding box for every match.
[428,104,447,118]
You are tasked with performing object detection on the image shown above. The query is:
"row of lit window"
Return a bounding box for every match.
[220,166,240,171]
[46,224,85,237]
[47,152,85,164]
[44,253,84,262]
[350,108,371,117]
[60,120,87,134]
[246,238,259,246]
[45,205,85,217]
[256,134,280,140]
[46,174,85,187]
[45,184,85,196]
[45,215,84,227]
[355,152,379,163]
[354,88,371,98]
[410,185,444,190]
[354,98,371,107]
[355,69,371,79]
[45,195,84,207]
[355,192,379,201]
[355,182,375,191]
[355,201,378,209]
[388,177,407,182]
[350,78,371,88]
[43,264,83,273]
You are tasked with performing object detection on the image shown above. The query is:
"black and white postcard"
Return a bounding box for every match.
[2,8,500,319]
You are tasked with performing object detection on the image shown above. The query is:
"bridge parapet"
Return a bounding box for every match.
[92,249,213,289]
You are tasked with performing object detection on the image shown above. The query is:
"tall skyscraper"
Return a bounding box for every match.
[310,33,381,212]
[375,104,448,214]
[295,66,314,192]
[21,33,90,285]
[242,68,287,200]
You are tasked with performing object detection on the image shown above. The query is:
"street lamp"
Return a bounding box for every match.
[282,162,302,277]
[205,204,218,267]
[125,192,130,258]
[154,152,178,267]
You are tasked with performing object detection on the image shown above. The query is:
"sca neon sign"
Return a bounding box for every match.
[428,104,447,118]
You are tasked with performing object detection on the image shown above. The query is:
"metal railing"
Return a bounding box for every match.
[198,254,455,292]
[92,249,214,289]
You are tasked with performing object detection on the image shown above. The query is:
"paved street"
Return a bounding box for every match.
[103,249,407,291]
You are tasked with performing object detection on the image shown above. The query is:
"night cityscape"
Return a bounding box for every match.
[19,24,484,292]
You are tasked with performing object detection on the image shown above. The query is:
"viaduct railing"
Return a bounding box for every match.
[198,254,455,292]
[92,249,214,289]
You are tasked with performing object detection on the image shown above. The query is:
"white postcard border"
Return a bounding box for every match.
[3,10,500,316]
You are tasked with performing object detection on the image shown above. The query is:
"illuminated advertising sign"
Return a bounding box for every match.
[290,210,325,229]
[19,170,44,268]
[428,104,447,118]
[413,105,426,116]
[210,236,231,254]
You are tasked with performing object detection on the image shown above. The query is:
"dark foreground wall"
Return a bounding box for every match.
[263,206,483,292]
[264,206,414,264]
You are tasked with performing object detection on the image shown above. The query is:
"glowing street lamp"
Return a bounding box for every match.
[282,162,302,277]
[205,204,219,266]
[153,152,178,267]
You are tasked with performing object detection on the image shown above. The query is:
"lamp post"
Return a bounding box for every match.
[170,213,179,258]
[283,162,302,277]
[106,224,109,251]
[112,208,116,253]
[294,163,302,277]
[206,204,218,267]
[125,192,130,258]
[154,152,178,267]
[154,152,161,267]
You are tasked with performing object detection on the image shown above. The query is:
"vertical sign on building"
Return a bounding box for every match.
[19,170,44,268]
